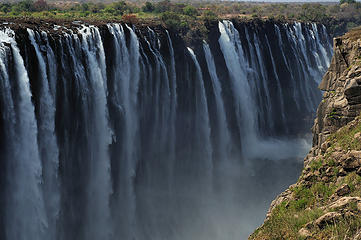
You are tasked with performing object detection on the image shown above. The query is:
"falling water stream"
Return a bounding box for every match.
[0,20,332,240]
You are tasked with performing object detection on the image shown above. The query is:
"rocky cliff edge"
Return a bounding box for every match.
[249,27,361,240]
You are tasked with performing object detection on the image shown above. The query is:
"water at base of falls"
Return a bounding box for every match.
[0,20,332,240]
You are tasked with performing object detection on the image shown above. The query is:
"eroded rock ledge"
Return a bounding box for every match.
[250,28,361,240]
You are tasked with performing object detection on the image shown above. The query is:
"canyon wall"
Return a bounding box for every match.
[250,27,361,240]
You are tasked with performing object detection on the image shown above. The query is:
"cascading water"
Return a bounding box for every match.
[77,25,112,240]
[0,20,332,240]
[1,28,47,240]
[218,20,258,158]
[187,47,213,178]
[27,29,60,240]
[264,34,287,130]
[203,42,231,165]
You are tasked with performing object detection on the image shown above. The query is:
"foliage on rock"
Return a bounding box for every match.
[250,29,361,240]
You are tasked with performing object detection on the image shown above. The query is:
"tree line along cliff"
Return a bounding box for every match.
[0,0,360,38]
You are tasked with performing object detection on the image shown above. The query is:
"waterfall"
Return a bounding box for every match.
[264,35,287,131]
[311,23,331,79]
[75,25,113,240]
[218,20,257,157]
[217,20,332,159]
[28,29,60,240]
[107,23,140,238]
[292,23,319,111]
[165,30,177,187]
[1,28,47,240]
[274,24,300,110]
[0,20,332,240]
[187,47,213,173]
[203,42,231,163]
[253,32,274,132]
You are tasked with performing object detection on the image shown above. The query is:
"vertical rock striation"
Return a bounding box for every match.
[250,27,361,240]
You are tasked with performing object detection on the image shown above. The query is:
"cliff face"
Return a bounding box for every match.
[250,28,361,240]
[0,19,333,240]
[314,29,361,151]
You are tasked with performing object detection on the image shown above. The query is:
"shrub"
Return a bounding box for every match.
[298,3,329,22]
[142,2,155,13]
[103,6,116,15]
[88,3,105,14]
[310,158,323,171]
[12,0,35,13]
[161,11,182,29]
[183,5,198,17]
[202,10,217,22]
[0,3,11,13]
[340,0,356,4]
[154,0,171,13]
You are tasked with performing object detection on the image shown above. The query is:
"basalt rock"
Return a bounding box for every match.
[250,27,361,240]
[315,32,361,149]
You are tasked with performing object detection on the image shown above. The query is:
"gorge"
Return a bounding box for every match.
[250,26,361,240]
[0,19,332,240]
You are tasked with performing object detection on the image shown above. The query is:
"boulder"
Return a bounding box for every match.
[328,196,361,210]
[354,132,361,141]
[336,184,351,196]
[325,167,334,177]
[314,212,342,228]
[337,168,347,177]
[342,151,361,171]
[298,227,312,238]
[303,172,315,182]
[352,230,361,240]
[320,141,330,153]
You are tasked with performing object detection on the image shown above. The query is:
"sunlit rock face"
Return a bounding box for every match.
[0,20,331,240]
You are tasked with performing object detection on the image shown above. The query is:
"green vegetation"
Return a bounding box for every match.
[251,200,324,240]
[310,158,323,171]
[319,216,361,240]
[250,172,360,240]
[250,115,361,240]
[0,0,360,33]
[343,172,361,197]
[340,0,356,4]
[328,116,361,151]
[327,108,341,120]
[298,3,329,22]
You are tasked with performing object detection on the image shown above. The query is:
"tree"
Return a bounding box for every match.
[80,3,89,12]
[12,0,35,12]
[154,0,171,13]
[183,5,198,17]
[202,10,217,22]
[88,3,105,14]
[299,4,328,22]
[0,3,11,13]
[161,11,183,30]
[340,0,356,4]
[111,1,127,15]
[103,6,116,15]
[33,0,48,11]
[142,2,154,13]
